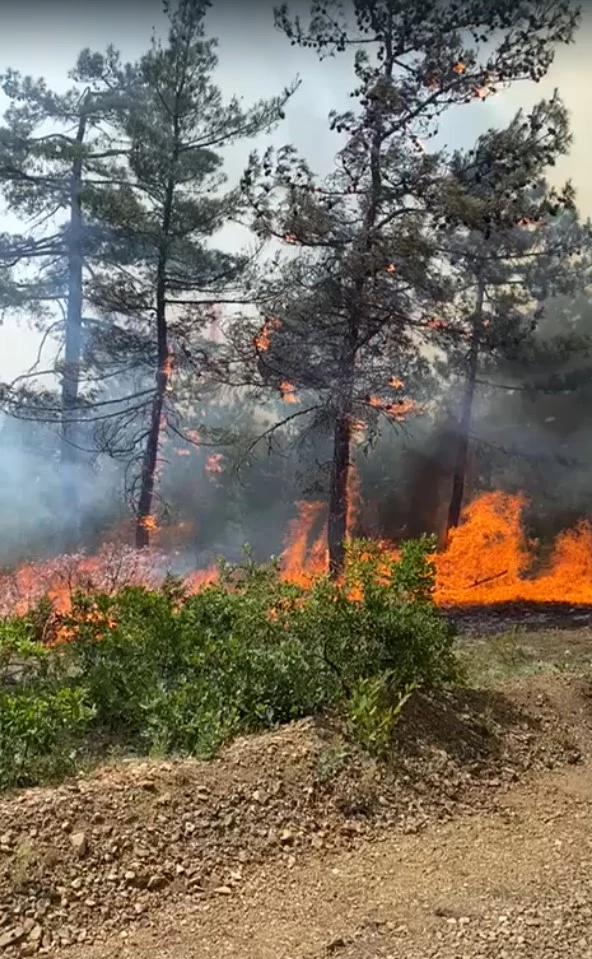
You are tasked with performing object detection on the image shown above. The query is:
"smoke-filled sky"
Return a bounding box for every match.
[0,0,591,380]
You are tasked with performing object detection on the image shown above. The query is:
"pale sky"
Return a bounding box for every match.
[0,0,590,380]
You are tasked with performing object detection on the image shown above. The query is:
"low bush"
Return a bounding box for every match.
[0,624,94,789]
[0,536,460,789]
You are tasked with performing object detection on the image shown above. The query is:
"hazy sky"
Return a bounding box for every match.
[0,0,590,379]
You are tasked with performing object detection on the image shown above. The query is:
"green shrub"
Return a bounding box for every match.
[346,674,416,759]
[0,686,94,790]
[0,535,460,788]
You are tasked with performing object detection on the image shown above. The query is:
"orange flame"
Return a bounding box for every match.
[163,354,173,377]
[254,329,271,351]
[9,491,592,628]
[253,317,282,352]
[139,515,158,532]
[367,396,417,420]
[282,501,325,587]
[385,398,417,421]
[279,380,298,403]
[432,492,592,606]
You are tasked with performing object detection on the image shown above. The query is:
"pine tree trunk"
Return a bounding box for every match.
[446,278,486,533]
[327,395,353,577]
[135,371,167,548]
[59,109,88,549]
[135,169,176,549]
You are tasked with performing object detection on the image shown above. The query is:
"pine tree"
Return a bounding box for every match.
[235,0,581,575]
[77,0,295,548]
[431,93,590,533]
[0,49,136,544]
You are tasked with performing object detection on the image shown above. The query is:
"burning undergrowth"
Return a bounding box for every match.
[3,490,592,617]
[0,536,460,791]
[3,487,592,795]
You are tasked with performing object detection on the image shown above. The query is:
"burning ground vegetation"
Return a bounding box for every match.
[3,489,592,616]
[0,488,592,786]
[0,491,591,775]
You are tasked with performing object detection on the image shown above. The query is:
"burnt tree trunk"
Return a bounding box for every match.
[59,106,88,547]
[135,169,176,549]
[446,277,486,533]
[135,365,169,549]
[327,369,354,576]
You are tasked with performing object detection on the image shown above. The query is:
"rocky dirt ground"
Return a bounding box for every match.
[1,629,592,958]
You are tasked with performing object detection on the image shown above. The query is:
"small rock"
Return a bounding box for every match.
[214,886,232,896]
[28,926,43,943]
[327,936,347,952]
[69,832,87,859]
[147,875,167,891]
[0,927,24,949]
[19,944,39,957]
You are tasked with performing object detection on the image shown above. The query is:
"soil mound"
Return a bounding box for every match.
[1,672,591,954]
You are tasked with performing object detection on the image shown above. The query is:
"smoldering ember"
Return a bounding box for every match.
[2,2,592,958]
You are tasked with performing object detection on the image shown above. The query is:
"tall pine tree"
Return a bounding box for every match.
[236,0,581,574]
[77,0,295,547]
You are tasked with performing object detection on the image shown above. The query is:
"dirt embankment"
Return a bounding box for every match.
[1,668,592,957]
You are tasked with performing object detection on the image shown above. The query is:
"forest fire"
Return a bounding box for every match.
[3,491,592,621]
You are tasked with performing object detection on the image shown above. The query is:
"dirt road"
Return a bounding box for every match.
[55,760,592,959]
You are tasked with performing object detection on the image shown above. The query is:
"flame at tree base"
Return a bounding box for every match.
[3,491,592,617]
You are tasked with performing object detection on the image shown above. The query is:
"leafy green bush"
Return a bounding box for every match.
[0,621,94,789]
[0,536,460,788]
[346,674,416,759]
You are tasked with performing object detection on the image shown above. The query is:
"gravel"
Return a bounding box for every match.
[0,672,591,956]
